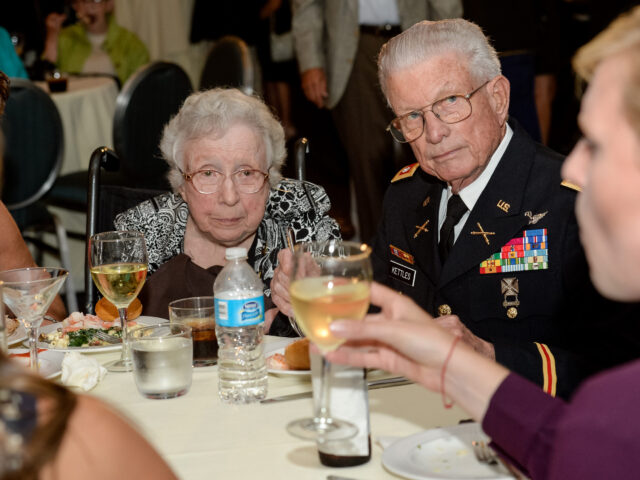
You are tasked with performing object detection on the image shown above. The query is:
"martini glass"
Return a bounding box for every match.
[89,231,148,372]
[287,240,372,441]
[0,267,68,373]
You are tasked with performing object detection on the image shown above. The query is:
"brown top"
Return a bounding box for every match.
[138,254,223,319]
[138,253,275,320]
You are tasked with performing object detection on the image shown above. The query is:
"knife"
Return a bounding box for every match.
[260,376,412,404]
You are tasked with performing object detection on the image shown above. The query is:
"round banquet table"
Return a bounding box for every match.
[82,336,468,480]
[36,76,118,175]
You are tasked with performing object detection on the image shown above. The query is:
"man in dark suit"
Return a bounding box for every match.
[371,18,640,399]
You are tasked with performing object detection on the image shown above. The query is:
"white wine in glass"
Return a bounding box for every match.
[89,231,148,372]
[287,240,372,441]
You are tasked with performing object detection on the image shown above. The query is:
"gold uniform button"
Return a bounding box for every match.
[438,304,452,316]
[507,307,518,319]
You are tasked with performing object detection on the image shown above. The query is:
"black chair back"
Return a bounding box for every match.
[1,78,63,224]
[199,36,254,93]
[84,147,167,313]
[113,61,192,190]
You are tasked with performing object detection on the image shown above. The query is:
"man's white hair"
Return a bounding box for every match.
[378,19,501,98]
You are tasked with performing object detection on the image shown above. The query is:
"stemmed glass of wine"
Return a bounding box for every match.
[286,240,372,441]
[89,231,148,372]
[0,267,68,372]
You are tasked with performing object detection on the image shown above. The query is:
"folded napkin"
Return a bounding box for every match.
[61,352,107,391]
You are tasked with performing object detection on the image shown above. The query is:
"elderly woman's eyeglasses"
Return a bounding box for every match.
[386,81,490,143]
[180,168,269,195]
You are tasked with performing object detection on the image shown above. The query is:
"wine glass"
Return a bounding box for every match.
[89,231,148,372]
[0,267,68,373]
[286,240,372,441]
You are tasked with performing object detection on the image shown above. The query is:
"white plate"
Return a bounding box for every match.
[33,316,167,352]
[7,324,27,346]
[264,337,310,376]
[9,348,65,379]
[382,423,513,480]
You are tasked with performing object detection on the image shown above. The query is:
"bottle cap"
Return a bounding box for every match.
[225,247,248,260]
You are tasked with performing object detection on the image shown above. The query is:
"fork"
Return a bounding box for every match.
[472,440,523,478]
[94,330,121,344]
[472,440,498,465]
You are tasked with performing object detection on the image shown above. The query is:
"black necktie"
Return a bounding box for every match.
[439,194,468,263]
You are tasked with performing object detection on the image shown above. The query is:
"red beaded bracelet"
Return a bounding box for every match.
[441,335,462,409]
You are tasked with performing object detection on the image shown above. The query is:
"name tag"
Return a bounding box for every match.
[389,260,416,287]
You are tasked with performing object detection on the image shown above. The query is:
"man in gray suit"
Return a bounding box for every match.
[292,0,462,242]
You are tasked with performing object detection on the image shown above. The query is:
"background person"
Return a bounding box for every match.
[291,0,462,242]
[42,0,149,84]
[114,88,340,334]
[327,7,640,478]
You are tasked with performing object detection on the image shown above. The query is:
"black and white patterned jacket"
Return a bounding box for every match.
[113,179,341,297]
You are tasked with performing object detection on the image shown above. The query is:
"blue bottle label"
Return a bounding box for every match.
[215,296,264,327]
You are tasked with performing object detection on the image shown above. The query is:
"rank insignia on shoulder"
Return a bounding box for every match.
[391,163,420,183]
[479,229,549,274]
[389,244,415,264]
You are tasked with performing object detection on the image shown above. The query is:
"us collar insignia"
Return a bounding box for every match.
[389,244,415,264]
[414,219,430,239]
[470,222,495,245]
[423,195,430,207]
[525,211,548,225]
[479,228,549,274]
[497,200,510,213]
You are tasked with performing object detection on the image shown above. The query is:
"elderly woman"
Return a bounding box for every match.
[326,7,640,479]
[114,88,340,334]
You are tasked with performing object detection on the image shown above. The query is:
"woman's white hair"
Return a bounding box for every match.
[378,19,501,98]
[161,88,286,192]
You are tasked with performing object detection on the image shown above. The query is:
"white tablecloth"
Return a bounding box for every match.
[86,336,467,479]
[36,76,118,175]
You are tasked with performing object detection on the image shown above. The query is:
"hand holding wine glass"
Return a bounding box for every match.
[89,231,148,372]
[287,240,372,441]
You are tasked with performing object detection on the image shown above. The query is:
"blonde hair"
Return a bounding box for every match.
[573,6,640,135]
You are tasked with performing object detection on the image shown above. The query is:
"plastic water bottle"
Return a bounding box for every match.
[214,247,268,403]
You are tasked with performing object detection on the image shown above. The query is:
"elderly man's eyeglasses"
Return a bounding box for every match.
[180,168,269,195]
[386,81,490,143]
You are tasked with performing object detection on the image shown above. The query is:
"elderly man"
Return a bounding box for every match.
[369,18,640,398]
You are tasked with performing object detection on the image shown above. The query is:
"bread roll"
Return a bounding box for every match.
[284,337,310,370]
[95,297,142,322]
[5,316,19,336]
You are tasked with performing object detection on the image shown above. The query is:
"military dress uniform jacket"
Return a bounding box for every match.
[372,122,639,399]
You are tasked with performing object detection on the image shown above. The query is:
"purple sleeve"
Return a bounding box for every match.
[482,373,568,479]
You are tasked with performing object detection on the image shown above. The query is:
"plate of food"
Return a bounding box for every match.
[382,423,512,480]
[9,348,65,380]
[35,311,167,352]
[5,316,27,346]
[264,337,311,376]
